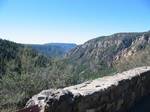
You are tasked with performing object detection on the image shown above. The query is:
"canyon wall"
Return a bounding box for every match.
[26,66,150,112]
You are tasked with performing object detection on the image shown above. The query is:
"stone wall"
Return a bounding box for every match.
[26,66,150,112]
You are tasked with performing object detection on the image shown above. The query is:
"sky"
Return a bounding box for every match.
[0,0,150,44]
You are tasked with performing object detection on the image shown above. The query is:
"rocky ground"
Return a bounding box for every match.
[26,66,150,112]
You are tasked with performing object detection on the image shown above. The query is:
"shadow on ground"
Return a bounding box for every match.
[128,95,150,112]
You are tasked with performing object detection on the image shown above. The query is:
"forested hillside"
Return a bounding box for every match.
[0,31,150,111]
[0,39,72,111]
[0,39,51,76]
[65,31,150,80]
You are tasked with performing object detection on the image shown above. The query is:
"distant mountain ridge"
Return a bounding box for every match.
[29,43,77,58]
[0,30,150,111]
[65,31,150,79]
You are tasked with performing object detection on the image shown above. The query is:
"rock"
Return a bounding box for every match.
[26,66,150,112]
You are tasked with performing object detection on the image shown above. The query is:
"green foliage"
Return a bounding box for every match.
[0,39,53,111]
[0,73,48,110]
[114,45,150,72]
[0,39,22,75]
[0,31,150,111]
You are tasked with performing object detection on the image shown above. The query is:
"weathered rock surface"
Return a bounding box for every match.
[26,66,150,112]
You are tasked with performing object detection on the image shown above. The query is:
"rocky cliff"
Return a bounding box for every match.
[26,66,150,112]
[63,31,150,81]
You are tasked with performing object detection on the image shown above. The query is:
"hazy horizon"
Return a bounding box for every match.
[0,0,150,44]
[1,30,150,45]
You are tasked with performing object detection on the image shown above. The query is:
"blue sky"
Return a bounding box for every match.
[0,0,150,44]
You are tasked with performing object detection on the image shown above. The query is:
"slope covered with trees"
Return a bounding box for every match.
[65,31,150,80]
[0,39,51,76]
[0,31,150,111]
[0,39,72,111]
